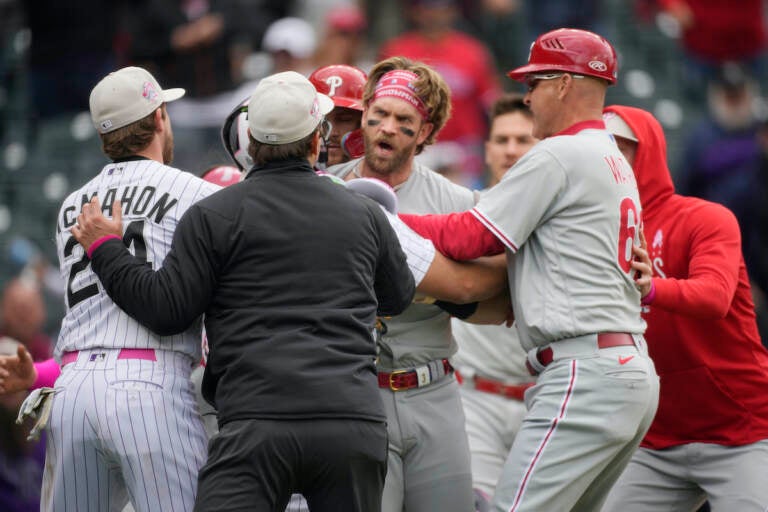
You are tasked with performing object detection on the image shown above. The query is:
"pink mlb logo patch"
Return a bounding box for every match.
[310,97,320,119]
[142,81,159,102]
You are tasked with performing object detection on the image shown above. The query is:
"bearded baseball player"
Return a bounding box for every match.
[329,57,480,512]
[400,29,660,511]
[44,67,219,512]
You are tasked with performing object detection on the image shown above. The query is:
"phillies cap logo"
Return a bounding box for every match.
[142,81,159,102]
[325,75,343,96]
[588,60,608,72]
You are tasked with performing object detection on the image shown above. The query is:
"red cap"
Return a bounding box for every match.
[309,65,367,111]
[326,5,366,32]
[507,28,618,85]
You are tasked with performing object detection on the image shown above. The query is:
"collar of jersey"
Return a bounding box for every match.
[112,155,151,163]
[554,119,606,137]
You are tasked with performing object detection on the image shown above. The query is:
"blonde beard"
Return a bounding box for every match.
[162,131,174,165]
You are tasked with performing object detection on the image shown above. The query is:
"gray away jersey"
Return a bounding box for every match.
[330,158,477,368]
[472,127,646,351]
[54,159,220,362]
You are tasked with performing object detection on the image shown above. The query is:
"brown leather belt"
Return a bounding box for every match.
[378,359,454,391]
[526,332,635,376]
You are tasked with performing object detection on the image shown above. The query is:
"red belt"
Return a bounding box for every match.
[471,375,534,401]
[526,333,635,376]
[61,348,157,366]
[378,359,454,391]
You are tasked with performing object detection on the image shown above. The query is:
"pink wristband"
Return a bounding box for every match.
[87,234,122,259]
[32,358,61,389]
[641,279,656,306]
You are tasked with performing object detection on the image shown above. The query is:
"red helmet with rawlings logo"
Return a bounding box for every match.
[309,65,367,111]
[507,28,618,85]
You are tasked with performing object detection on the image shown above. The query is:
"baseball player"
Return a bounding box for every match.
[45,66,220,512]
[601,106,768,511]
[309,64,367,167]
[399,29,660,511]
[329,57,480,512]
[451,94,538,506]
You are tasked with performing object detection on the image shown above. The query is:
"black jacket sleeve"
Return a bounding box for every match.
[89,205,219,336]
[370,204,415,316]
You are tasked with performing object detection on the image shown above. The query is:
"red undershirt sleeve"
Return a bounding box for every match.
[399,211,505,261]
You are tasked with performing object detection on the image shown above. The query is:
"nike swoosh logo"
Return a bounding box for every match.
[618,355,635,365]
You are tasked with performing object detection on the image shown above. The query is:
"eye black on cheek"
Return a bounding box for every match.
[399,127,415,138]
[366,119,381,127]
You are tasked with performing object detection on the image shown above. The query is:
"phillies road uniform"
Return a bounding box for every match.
[331,159,478,512]
[401,120,660,512]
[451,317,534,499]
[601,107,768,511]
[49,157,219,512]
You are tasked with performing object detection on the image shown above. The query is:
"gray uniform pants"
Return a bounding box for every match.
[602,440,768,511]
[381,375,474,512]
[492,339,659,512]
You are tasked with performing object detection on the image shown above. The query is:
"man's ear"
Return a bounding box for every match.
[154,107,165,132]
[557,74,573,100]
[417,122,434,146]
[309,130,321,157]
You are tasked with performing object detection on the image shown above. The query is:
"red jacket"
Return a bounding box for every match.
[605,105,768,449]
[659,0,766,62]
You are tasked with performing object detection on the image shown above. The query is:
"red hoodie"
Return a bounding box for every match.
[604,105,768,449]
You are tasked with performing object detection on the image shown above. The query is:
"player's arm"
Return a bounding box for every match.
[73,198,218,335]
[459,289,514,325]
[418,252,507,304]
[645,204,741,318]
[399,210,505,261]
[371,204,416,316]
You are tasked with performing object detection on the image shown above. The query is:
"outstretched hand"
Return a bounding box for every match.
[71,197,123,254]
[0,344,36,394]
[632,228,653,299]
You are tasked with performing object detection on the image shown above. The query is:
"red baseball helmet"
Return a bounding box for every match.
[309,65,367,111]
[507,28,618,85]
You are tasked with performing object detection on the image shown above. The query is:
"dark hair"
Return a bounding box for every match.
[489,93,531,124]
[247,128,318,166]
[100,106,164,159]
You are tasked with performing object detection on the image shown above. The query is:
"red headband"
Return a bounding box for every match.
[372,70,430,120]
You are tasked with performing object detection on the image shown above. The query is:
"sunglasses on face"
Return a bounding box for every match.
[525,72,585,92]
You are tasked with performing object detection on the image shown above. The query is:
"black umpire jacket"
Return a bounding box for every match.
[89,158,414,425]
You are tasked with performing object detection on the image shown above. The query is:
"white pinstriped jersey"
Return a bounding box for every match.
[472,127,646,351]
[382,208,435,287]
[54,158,220,362]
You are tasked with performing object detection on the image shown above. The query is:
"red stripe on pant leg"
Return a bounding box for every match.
[509,360,578,511]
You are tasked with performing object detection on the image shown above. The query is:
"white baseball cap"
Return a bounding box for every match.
[262,17,317,59]
[248,71,334,145]
[89,66,185,134]
[603,111,638,142]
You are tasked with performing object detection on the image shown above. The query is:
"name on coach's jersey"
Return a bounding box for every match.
[60,186,178,229]
[604,155,636,186]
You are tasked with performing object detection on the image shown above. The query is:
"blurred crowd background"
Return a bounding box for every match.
[1,0,768,507]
